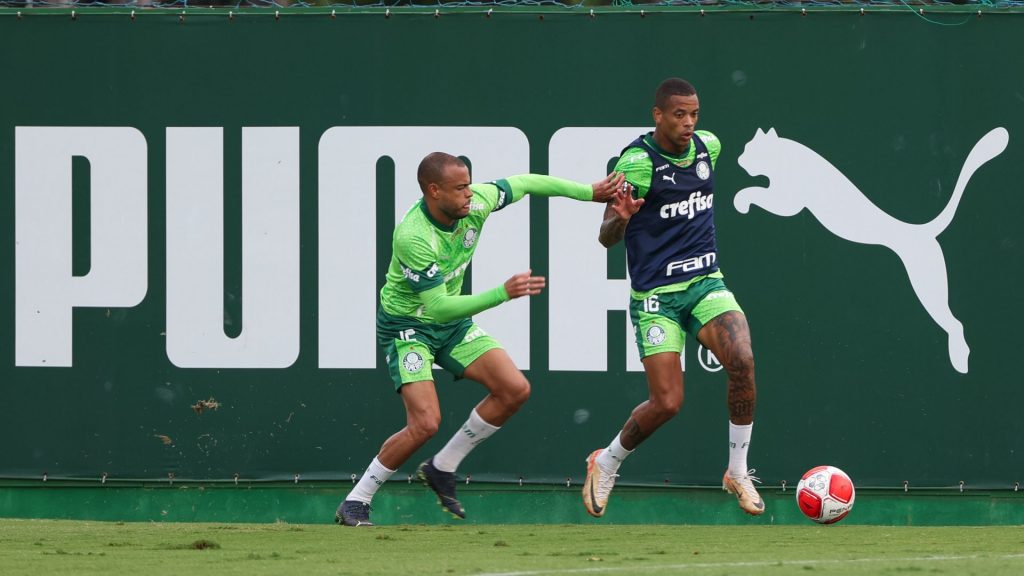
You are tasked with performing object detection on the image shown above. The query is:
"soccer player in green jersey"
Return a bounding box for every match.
[582,78,764,518]
[336,151,625,526]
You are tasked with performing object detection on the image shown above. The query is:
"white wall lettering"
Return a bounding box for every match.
[15,127,148,367]
[548,127,648,372]
[165,127,301,368]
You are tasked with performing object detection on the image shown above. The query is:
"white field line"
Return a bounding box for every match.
[477,553,1024,576]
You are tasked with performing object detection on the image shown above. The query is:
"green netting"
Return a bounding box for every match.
[1,0,1023,10]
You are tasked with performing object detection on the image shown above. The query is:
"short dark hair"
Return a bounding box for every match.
[417,152,467,193]
[654,78,697,110]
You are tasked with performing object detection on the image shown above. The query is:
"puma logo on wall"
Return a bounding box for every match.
[734,127,1009,374]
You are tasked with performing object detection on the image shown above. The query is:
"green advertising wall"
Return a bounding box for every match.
[1,8,1022,495]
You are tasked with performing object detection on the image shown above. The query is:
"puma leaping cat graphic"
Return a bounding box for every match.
[734,127,1009,374]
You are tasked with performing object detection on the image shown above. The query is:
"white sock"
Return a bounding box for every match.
[596,433,633,472]
[432,409,500,473]
[728,421,753,477]
[345,457,396,504]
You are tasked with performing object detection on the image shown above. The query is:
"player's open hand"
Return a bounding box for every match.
[504,270,546,299]
[609,182,644,220]
[590,172,627,203]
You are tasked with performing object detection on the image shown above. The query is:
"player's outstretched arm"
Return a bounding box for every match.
[418,270,545,323]
[502,173,622,203]
[598,185,644,248]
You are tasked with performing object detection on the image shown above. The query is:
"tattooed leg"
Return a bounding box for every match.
[698,311,756,425]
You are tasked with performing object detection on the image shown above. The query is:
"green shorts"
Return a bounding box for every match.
[377,308,503,390]
[629,276,743,359]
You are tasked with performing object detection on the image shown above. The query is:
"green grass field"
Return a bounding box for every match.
[1,520,1023,576]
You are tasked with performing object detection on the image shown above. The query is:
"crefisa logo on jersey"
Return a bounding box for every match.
[696,160,711,180]
[401,265,421,283]
[402,351,424,372]
[645,326,666,346]
[463,228,478,248]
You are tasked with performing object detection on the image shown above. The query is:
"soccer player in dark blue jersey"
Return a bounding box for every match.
[583,78,764,517]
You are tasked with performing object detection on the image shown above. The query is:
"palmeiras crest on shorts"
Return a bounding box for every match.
[645,325,667,346]
[696,160,711,181]
[463,228,478,248]
[402,351,425,372]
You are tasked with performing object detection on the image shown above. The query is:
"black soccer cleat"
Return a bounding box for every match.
[335,500,374,527]
[417,458,466,519]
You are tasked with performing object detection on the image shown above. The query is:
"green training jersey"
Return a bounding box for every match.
[379,175,592,323]
[614,130,721,199]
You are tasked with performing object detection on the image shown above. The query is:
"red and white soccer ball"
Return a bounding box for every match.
[796,465,855,524]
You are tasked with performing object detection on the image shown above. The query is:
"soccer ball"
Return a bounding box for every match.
[796,465,855,524]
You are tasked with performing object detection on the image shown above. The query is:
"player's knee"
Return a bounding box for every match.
[651,392,683,419]
[503,376,531,409]
[409,414,441,441]
[725,347,755,383]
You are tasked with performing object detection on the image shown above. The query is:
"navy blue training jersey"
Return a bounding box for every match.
[623,134,719,292]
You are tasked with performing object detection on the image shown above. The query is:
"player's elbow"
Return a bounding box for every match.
[598,221,623,248]
[598,231,620,248]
